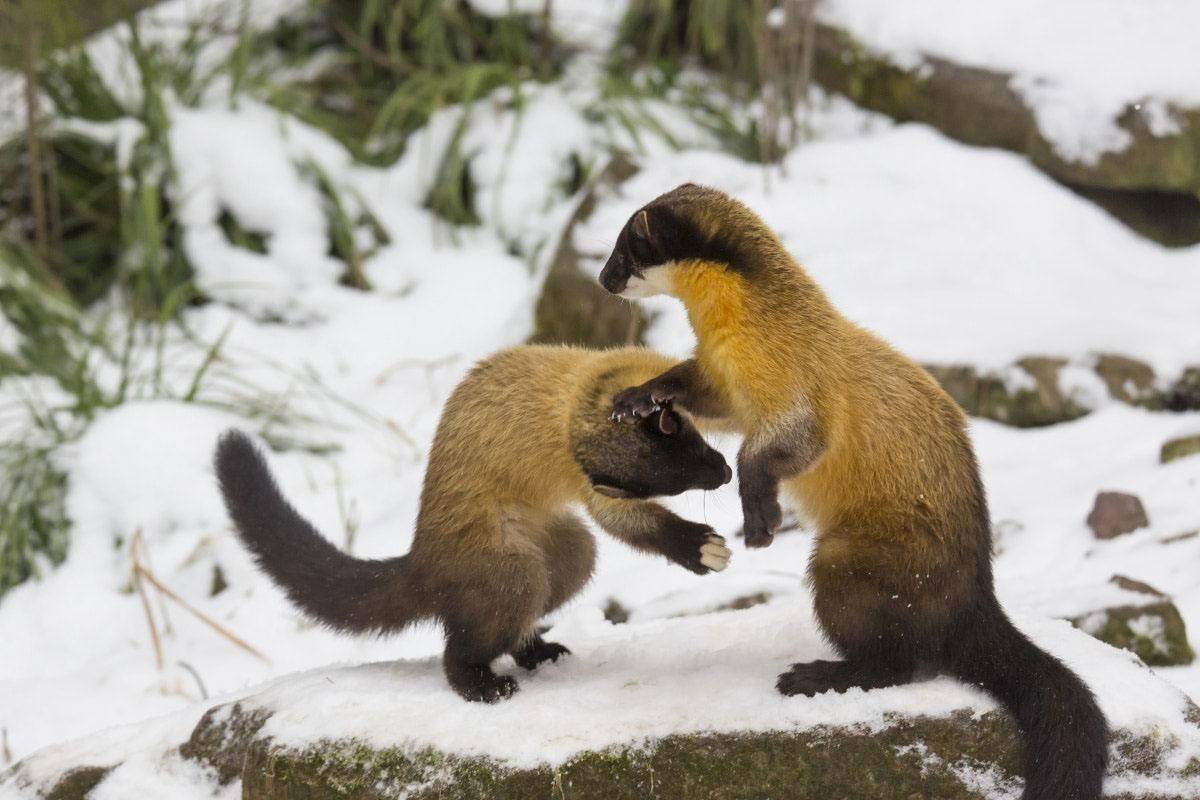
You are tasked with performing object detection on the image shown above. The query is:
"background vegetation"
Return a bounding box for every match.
[2,0,1196,599]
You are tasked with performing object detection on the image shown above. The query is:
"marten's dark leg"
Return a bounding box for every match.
[738,413,826,548]
[508,514,597,671]
[540,513,597,614]
[610,359,732,422]
[440,541,550,702]
[779,541,941,697]
[585,495,730,574]
[444,627,521,702]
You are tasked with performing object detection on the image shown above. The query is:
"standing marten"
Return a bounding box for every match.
[598,184,1107,800]
[215,345,731,702]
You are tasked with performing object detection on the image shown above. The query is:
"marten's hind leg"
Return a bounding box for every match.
[512,513,596,671]
[441,517,552,702]
[777,655,915,697]
[779,549,924,697]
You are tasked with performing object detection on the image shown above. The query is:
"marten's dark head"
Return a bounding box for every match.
[573,403,731,500]
[599,183,749,298]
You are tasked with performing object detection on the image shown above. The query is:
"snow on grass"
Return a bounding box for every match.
[818,0,1200,164]
[577,124,1200,375]
[169,101,347,317]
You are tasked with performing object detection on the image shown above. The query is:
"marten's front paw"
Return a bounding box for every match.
[668,526,730,574]
[699,532,731,572]
[742,496,782,548]
[611,380,678,424]
[610,384,661,423]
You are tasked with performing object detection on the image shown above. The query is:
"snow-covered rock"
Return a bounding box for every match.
[5,600,1200,799]
[811,1,1200,194]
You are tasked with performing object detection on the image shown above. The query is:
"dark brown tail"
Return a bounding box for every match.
[214,430,425,634]
[946,597,1107,800]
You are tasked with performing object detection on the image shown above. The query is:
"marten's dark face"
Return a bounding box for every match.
[599,205,676,298]
[576,406,731,500]
[599,184,735,298]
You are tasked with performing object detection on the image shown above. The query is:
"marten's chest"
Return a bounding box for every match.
[673,266,801,421]
[696,336,792,423]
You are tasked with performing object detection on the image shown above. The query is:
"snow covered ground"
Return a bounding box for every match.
[3,1,1200,796]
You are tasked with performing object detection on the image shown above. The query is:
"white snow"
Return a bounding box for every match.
[466,0,547,18]
[577,125,1200,375]
[818,0,1200,163]
[5,0,1200,797]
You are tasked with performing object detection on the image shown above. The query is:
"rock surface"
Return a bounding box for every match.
[811,23,1200,198]
[1071,576,1196,667]
[7,602,1200,799]
[1087,492,1150,540]
[528,153,647,349]
[1161,434,1200,465]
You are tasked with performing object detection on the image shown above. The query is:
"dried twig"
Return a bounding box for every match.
[135,562,271,664]
[132,531,271,665]
[137,530,174,634]
[1,727,13,767]
[373,354,457,387]
[131,531,164,670]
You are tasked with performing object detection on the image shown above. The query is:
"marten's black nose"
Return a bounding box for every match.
[722,464,733,485]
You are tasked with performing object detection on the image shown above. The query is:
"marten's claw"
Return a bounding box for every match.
[610,385,661,423]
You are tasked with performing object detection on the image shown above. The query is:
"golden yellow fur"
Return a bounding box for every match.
[418,346,698,537]
[599,184,1107,796]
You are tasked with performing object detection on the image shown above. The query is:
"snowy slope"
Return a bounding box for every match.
[3,1,1200,797]
[576,125,1200,375]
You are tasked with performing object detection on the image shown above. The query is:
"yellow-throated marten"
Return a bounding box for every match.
[215,345,731,702]
[598,184,1106,800]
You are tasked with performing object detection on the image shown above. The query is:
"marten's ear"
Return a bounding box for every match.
[656,406,680,436]
[593,484,635,499]
[631,209,652,241]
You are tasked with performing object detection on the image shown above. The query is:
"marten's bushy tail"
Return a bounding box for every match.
[946,597,1107,800]
[214,430,424,634]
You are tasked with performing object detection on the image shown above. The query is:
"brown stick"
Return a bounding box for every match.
[136,564,271,664]
[131,532,164,671]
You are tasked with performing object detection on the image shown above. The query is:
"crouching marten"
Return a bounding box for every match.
[598,185,1107,800]
[215,345,731,702]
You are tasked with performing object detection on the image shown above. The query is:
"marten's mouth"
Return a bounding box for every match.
[698,463,733,491]
[588,473,650,500]
[598,270,626,296]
